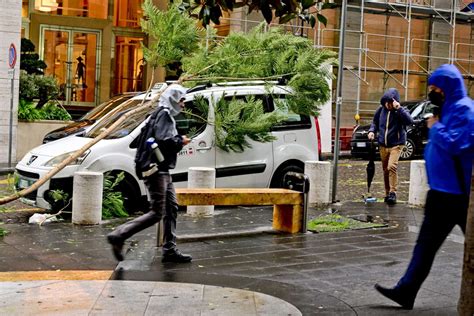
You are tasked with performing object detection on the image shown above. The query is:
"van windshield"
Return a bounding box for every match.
[81,94,139,121]
[85,101,154,139]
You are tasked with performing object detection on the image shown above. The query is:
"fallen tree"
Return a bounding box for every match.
[0,0,335,205]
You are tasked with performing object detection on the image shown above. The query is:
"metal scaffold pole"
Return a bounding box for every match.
[331,0,348,203]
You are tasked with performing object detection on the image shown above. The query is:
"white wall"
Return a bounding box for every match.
[0,0,21,165]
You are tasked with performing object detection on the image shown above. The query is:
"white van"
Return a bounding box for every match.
[15,82,321,212]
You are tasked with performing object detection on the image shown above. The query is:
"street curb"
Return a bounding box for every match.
[177,226,276,242]
[0,167,15,176]
[320,151,353,160]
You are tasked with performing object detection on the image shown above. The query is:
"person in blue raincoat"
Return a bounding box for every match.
[375,64,474,310]
[368,88,413,205]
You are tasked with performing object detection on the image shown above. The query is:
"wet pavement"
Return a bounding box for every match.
[0,159,466,315]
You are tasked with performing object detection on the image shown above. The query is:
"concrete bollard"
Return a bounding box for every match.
[72,171,103,225]
[304,161,331,205]
[408,160,429,207]
[187,167,216,217]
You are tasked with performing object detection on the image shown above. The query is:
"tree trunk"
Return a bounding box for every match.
[458,171,474,315]
[0,72,164,206]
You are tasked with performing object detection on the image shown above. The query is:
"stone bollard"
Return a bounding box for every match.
[304,161,331,205]
[409,160,429,207]
[187,167,216,217]
[72,171,103,225]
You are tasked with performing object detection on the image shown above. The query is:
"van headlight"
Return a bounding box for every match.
[44,150,90,167]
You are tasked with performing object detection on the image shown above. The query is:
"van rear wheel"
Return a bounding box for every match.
[270,163,304,188]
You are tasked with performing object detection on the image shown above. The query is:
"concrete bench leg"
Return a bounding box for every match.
[272,204,303,233]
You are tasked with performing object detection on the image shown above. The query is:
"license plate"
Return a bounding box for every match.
[356,142,366,148]
[18,178,34,189]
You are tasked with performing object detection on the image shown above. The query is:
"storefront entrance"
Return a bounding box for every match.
[40,26,101,106]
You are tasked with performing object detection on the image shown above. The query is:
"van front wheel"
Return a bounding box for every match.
[270,163,304,188]
[106,171,143,215]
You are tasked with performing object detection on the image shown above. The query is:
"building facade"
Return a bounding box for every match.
[0,1,21,166]
[1,0,471,165]
[21,0,160,114]
[22,0,474,126]
[219,0,473,126]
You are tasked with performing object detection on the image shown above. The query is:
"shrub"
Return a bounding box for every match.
[102,172,128,219]
[18,99,71,121]
[20,38,46,75]
[18,99,42,121]
[40,102,72,121]
[19,71,60,107]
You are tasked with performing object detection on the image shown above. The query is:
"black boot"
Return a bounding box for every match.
[374,283,415,310]
[386,192,397,205]
[107,235,124,262]
[162,249,192,263]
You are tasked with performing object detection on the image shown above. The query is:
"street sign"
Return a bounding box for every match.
[8,43,17,69]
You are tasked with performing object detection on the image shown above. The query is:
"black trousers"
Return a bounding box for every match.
[109,172,178,254]
[397,189,468,296]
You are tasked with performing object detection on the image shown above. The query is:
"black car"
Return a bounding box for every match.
[351,100,434,160]
[42,92,141,143]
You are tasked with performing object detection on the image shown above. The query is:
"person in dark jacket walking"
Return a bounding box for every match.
[368,88,413,205]
[375,64,474,309]
[107,84,192,263]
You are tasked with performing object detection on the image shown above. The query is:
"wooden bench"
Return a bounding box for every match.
[156,187,308,245]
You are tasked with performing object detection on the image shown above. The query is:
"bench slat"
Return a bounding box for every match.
[175,188,303,206]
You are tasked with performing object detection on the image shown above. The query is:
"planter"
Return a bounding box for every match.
[17,120,72,162]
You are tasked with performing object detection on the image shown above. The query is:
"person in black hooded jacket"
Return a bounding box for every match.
[368,88,413,205]
[107,84,192,263]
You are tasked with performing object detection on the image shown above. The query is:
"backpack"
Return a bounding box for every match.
[134,107,164,179]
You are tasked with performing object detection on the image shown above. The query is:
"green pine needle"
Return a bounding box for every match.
[182,23,337,116]
[141,0,204,68]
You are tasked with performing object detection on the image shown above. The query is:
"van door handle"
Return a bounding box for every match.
[197,146,212,151]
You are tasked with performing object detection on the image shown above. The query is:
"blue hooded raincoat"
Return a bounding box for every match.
[424,64,474,195]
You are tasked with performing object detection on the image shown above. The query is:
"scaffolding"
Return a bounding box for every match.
[325,0,472,121]
[210,0,473,124]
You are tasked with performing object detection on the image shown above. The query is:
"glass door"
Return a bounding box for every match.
[114,36,144,94]
[40,26,101,105]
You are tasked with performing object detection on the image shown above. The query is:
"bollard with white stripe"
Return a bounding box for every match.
[408,160,429,207]
[72,171,103,225]
[304,161,331,205]
[187,167,216,217]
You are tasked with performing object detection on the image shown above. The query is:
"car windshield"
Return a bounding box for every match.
[85,100,153,139]
[80,94,138,121]
[408,101,429,119]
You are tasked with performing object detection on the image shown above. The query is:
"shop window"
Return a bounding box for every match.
[114,36,144,94]
[22,0,29,17]
[34,0,107,19]
[115,0,144,28]
[42,28,99,104]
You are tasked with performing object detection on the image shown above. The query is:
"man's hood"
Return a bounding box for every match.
[158,84,187,116]
[428,64,467,104]
[380,88,400,106]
